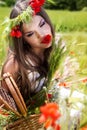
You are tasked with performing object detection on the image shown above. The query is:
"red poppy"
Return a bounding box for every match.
[82,78,87,83]
[41,34,51,44]
[70,51,75,55]
[10,30,16,37]
[81,126,87,130]
[58,82,68,87]
[47,94,52,99]
[43,118,61,130]
[39,103,61,129]
[54,124,61,130]
[29,0,45,14]
[10,25,22,38]
[44,118,52,128]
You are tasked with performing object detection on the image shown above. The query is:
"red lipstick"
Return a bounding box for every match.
[41,34,51,44]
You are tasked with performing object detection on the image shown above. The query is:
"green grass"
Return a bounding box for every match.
[46,10,87,32]
[62,32,87,77]
[0,7,11,69]
[0,7,11,23]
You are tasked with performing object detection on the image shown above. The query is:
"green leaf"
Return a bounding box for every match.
[47,38,66,88]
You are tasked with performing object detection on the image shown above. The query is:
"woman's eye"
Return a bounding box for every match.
[26,32,34,37]
[40,19,45,27]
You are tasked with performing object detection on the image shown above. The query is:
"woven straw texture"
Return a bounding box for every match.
[6,114,42,130]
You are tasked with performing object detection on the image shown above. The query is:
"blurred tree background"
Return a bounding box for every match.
[0,0,87,11]
[0,0,15,7]
[45,0,87,10]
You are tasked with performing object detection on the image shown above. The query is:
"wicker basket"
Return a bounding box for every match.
[0,73,43,130]
[6,114,42,130]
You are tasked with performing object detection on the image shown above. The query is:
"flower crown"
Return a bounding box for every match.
[2,0,45,38]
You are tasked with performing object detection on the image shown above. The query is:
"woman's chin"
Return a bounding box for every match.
[45,42,52,48]
[41,42,52,48]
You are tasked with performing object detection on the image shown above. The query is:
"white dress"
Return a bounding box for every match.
[26,58,46,93]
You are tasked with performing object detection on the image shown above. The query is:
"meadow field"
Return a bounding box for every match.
[0,7,87,32]
[0,7,87,73]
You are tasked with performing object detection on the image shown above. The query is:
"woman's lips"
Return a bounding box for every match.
[41,34,51,44]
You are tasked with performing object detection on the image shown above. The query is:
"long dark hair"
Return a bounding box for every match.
[3,0,55,101]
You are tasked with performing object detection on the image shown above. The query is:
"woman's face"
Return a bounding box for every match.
[22,15,52,51]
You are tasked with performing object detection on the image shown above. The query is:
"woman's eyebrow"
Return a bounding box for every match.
[24,31,33,35]
[39,19,43,26]
[23,19,43,35]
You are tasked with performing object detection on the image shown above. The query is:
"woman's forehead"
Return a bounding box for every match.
[32,15,43,22]
[24,15,43,26]
[22,15,43,31]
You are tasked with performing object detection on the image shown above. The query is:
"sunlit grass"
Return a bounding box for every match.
[46,10,87,32]
[62,32,87,77]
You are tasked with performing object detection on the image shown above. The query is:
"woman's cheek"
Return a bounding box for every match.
[45,25,52,35]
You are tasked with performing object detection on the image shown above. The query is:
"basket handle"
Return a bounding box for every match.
[2,73,27,117]
[0,95,21,117]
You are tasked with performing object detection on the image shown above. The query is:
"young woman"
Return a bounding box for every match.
[0,0,54,109]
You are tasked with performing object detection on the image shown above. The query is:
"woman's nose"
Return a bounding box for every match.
[35,27,48,39]
[35,30,43,39]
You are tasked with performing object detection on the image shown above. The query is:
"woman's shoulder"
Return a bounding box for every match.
[2,54,19,77]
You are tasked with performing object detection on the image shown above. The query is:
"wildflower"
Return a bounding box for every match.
[70,51,75,55]
[29,0,45,14]
[82,78,87,83]
[81,125,87,130]
[0,109,9,116]
[58,82,68,87]
[10,25,22,38]
[39,103,61,129]
[47,94,53,99]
